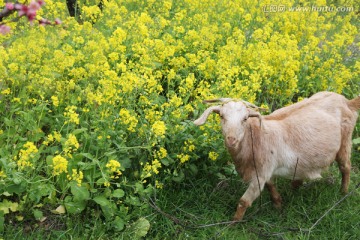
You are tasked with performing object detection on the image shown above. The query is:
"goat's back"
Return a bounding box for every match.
[265,91,352,121]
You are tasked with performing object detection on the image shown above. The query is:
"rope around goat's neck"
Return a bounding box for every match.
[249,124,262,206]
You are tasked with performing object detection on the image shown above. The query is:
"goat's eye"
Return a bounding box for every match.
[242,116,248,122]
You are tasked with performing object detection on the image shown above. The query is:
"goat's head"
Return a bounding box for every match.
[194,98,262,148]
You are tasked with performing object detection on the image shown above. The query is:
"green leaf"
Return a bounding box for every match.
[71,182,90,202]
[80,153,97,162]
[72,128,88,135]
[130,218,150,238]
[0,200,19,214]
[160,158,170,166]
[0,211,4,232]
[189,164,198,175]
[172,170,185,183]
[96,178,105,185]
[135,182,144,194]
[119,157,131,169]
[29,183,54,203]
[6,183,26,194]
[112,189,125,198]
[113,216,125,231]
[126,196,141,206]
[64,201,86,214]
[353,138,360,145]
[93,195,116,220]
[100,204,115,220]
[33,209,43,220]
[93,195,110,206]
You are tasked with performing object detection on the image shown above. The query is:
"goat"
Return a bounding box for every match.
[194,91,360,221]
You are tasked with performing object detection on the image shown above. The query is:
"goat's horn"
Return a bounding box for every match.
[241,100,268,112]
[203,98,233,104]
[194,105,221,126]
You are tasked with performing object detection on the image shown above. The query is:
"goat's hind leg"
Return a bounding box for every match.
[336,152,351,194]
[291,179,303,189]
[265,181,282,209]
[336,129,353,194]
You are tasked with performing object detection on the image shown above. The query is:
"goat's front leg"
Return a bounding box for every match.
[233,178,266,221]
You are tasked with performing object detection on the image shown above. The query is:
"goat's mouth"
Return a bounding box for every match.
[225,137,239,148]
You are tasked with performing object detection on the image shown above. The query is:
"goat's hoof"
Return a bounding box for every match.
[230,217,242,226]
[274,201,282,209]
[341,188,349,195]
[291,180,303,189]
[232,214,243,223]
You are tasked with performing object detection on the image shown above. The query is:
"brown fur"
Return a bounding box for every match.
[266,182,282,208]
[348,95,360,111]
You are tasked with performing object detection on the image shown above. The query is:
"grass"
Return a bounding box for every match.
[2,152,360,239]
[147,161,360,240]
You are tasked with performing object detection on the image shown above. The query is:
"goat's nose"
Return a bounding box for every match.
[227,136,236,146]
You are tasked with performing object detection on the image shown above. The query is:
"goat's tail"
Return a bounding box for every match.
[348,95,360,111]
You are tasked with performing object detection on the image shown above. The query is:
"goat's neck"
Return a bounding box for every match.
[228,119,262,181]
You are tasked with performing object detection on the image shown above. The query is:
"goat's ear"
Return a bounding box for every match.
[194,106,221,126]
[248,108,261,118]
[247,108,262,127]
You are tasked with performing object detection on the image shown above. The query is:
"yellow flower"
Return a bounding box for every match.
[151,159,161,174]
[155,180,164,189]
[183,140,195,152]
[82,5,102,22]
[177,153,190,164]
[67,169,84,186]
[141,159,162,179]
[119,108,138,132]
[152,121,166,137]
[52,155,68,176]
[16,142,38,169]
[1,88,11,95]
[155,147,167,159]
[64,134,79,156]
[0,170,6,178]
[106,159,121,172]
[51,96,59,107]
[28,98,37,104]
[53,131,61,142]
[208,151,219,161]
[12,97,21,103]
[64,106,80,125]
[106,159,122,179]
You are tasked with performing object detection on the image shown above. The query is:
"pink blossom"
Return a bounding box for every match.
[54,18,62,25]
[37,0,46,7]
[0,25,11,35]
[39,18,51,26]
[15,4,28,17]
[5,2,15,10]
[27,11,37,22]
[29,0,41,11]
[14,1,40,22]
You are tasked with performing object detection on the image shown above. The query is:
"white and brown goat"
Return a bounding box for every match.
[194,91,360,221]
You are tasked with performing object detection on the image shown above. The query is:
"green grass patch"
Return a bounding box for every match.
[147,162,360,239]
[2,156,360,239]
